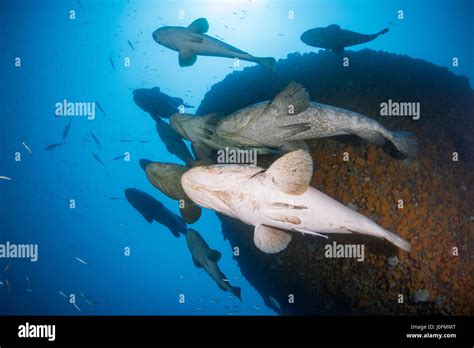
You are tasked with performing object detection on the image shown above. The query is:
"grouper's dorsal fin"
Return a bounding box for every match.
[268,81,310,115]
[188,18,209,33]
[254,224,292,254]
[265,150,313,195]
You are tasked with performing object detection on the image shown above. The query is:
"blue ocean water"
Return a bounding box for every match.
[0,0,472,315]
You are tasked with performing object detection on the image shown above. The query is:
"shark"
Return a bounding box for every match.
[181,150,411,254]
[153,18,276,69]
[215,82,419,158]
[186,228,241,301]
[140,159,202,224]
[301,24,389,54]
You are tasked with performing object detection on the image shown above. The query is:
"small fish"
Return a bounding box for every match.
[96,101,107,116]
[127,40,135,50]
[0,176,12,181]
[77,0,84,9]
[62,118,73,140]
[72,303,81,312]
[59,291,68,298]
[113,154,126,160]
[199,296,206,301]
[26,288,33,292]
[90,131,102,149]
[5,279,11,294]
[109,56,116,70]
[45,143,64,151]
[0,281,4,286]
[118,139,134,143]
[138,139,152,143]
[195,307,202,310]
[25,276,31,285]
[91,152,106,167]
[253,305,261,310]
[209,298,219,303]
[75,256,88,265]
[388,21,396,26]
[109,197,124,200]
[177,274,184,280]
[4,263,10,272]
[22,142,33,155]
[80,293,99,305]
[221,279,230,282]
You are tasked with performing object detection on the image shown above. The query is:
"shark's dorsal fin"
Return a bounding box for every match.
[179,48,197,67]
[327,24,341,31]
[265,150,313,195]
[188,18,209,33]
[207,249,222,262]
[267,81,310,115]
[254,225,292,254]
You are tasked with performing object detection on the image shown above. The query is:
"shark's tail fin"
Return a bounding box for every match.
[230,286,242,302]
[387,130,419,158]
[377,28,389,36]
[254,57,277,70]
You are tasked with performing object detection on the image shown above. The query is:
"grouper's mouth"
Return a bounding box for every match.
[181,170,236,217]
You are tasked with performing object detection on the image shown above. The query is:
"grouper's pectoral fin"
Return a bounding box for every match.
[267,81,310,115]
[192,142,213,160]
[279,140,309,153]
[265,149,313,195]
[254,224,292,254]
[179,201,202,224]
[192,256,203,268]
[179,48,197,67]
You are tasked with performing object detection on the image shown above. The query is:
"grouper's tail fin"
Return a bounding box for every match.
[377,28,389,36]
[384,230,411,253]
[254,56,277,70]
[387,130,419,158]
